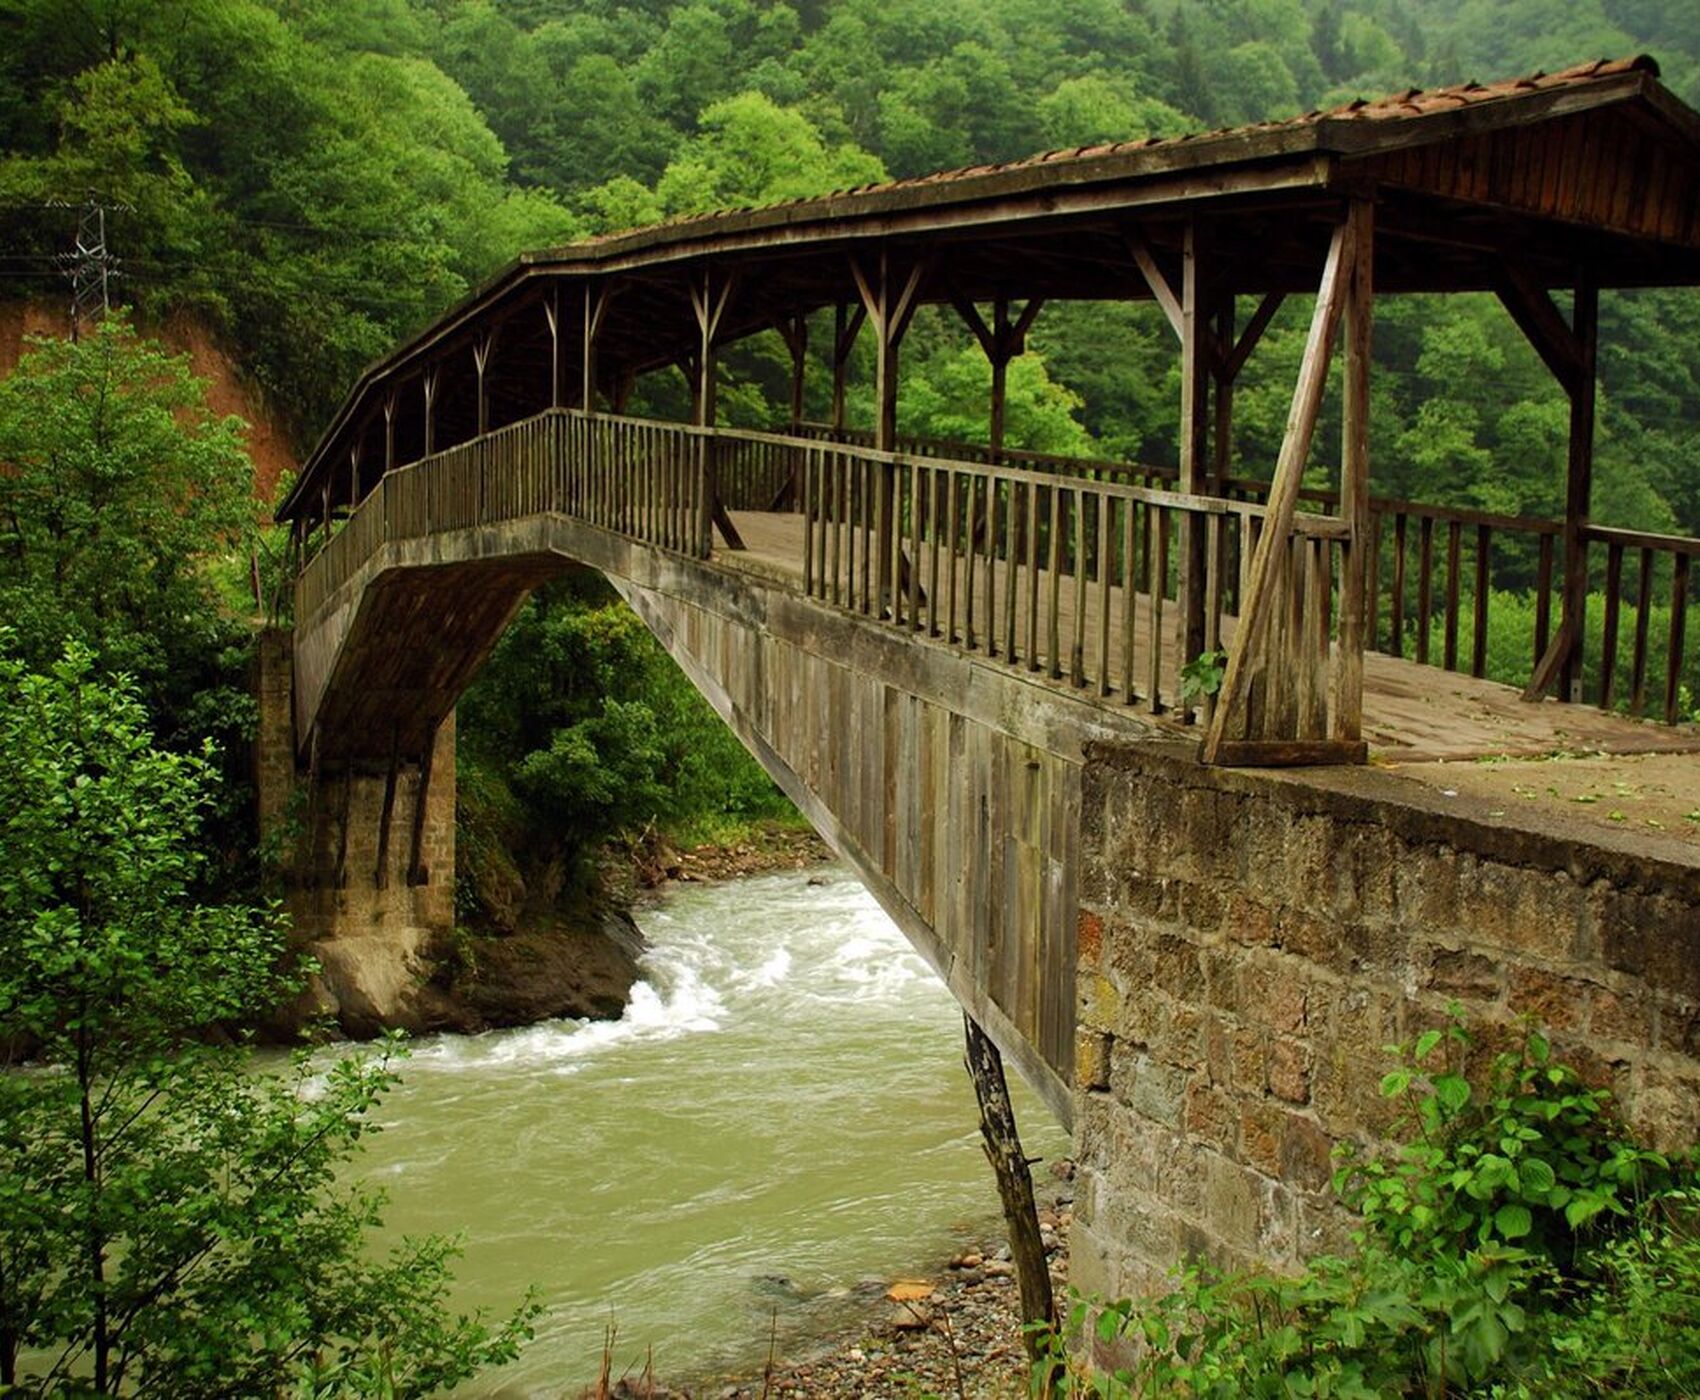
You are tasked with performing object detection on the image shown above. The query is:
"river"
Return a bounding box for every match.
[354,866,1069,1396]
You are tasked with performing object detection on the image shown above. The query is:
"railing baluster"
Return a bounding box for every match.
[1097,493,1113,695]
[964,473,978,651]
[1417,516,1434,666]
[1667,553,1690,725]
[1472,524,1491,678]
[1004,482,1020,662]
[985,480,999,657]
[1390,512,1407,657]
[1631,546,1653,716]
[1535,532,1554,673]
[1027,481,1041,672]
[1147,506,1167,713]
[1443,519,1461,671]
[1071,489,1087,687]
[1047,484,1063,679]
[1121,496,1138,704]
[946,469,961,644]
[1601,541,1624,710]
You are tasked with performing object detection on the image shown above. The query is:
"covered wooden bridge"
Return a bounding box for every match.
[275,56,1700,1118]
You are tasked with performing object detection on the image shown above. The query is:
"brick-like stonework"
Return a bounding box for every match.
[254,629,457,1034]
[1072,740,1700,1300]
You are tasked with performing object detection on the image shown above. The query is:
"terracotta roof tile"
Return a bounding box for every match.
[581,56,1661,248]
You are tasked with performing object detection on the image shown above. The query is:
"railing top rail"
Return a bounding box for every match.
[1582,522,1700,556]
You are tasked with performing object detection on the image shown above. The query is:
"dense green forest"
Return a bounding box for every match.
[5,0,1700,908]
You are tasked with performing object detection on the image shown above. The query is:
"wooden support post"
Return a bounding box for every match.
[770,313,810,510]
[852,251,927,614]
[963,1014,1056,1356]
[612,364,635,415]
[830,300,865,433]
[784,312,808,430]
[1177,220,1210,700]
[583,281,612,412]
[422,367,438,457]
[1331,197,1374,743]
[383,391,397,473]
[544,287,561,409]
[347,443,359,510]
[1561,275,1598,702]
[1203,211,1357,764]
[407,724,437,888]
[690,267,745,550]
[473,332,493,436]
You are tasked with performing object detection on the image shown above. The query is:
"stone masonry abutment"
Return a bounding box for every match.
[1071,739,1700,1299]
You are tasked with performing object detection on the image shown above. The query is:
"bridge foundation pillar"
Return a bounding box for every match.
[254,628,458,1036]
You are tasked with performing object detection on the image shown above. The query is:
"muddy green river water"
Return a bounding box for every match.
[352,867,1067,1396]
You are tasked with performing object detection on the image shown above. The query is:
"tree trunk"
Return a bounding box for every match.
[962,1015,1056,1353]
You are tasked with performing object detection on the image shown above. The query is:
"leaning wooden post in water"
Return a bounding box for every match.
[963,1014,1056,1359]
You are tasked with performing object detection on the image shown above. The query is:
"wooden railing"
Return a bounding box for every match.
[792,424,1700,725]
[297,412,710,624]
[297,409,1700,752]
[298,411,1363,746]
[726,429,1354,727]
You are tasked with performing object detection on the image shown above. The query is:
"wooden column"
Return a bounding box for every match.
[347,443,360,509]
[830,300,865,433]
[851,252,926,612]
[1331,198,1374,744]
[611,365,635,416]
[947,289,1044,462]
[1202,209,1359,765]
[544,288,561,409]
[1177,221,1211,689]
[473,333,492,436]
[383,391,397,473]
[689,267,744,549]
[1496,265,1595,704]
[422,367,438,457]
[770,313,811,510]
[783,312,808,430]
[583,282,612,412]
[1561,275,1599,702]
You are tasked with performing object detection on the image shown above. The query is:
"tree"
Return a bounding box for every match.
[0,640,537,1395]
[654,91,885,216]
[0,318,257,776]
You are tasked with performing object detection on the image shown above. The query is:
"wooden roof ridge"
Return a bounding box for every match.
[548,55,1670,256]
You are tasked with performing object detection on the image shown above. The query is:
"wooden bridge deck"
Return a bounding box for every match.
[723,509,1700,764]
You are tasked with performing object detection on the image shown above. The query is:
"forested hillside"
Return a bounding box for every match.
[1,0,1697,535]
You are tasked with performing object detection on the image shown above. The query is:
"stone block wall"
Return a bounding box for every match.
[254,629,457,1035]
[1071,739,1700,1301]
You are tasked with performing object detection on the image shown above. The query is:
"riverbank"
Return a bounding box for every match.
[600,1165,1076,1400]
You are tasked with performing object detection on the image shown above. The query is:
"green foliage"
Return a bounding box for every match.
[1034,1018,1700,1398]
[1179,649,1228,703]
[0,318,261,875]
[454,575,794,921]
[1336,1016,1675,1261]
[0,640,536,1394]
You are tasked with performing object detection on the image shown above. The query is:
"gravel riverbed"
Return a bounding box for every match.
[588,1167,1075,1400]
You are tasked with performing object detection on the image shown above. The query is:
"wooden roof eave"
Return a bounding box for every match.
[282,150,1343,519]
